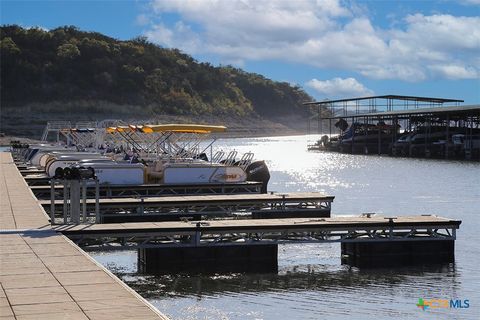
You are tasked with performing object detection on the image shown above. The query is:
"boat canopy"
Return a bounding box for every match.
[106,124,227,134]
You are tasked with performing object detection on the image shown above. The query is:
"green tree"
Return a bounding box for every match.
[0,24,313,119]
[0,37,21,56]
[56,43,80,59]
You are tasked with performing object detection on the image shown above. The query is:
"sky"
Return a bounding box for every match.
[1,0,479,105]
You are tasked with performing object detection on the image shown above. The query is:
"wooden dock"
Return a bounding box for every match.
[55,214,460,272]
[0,152,168,319]
[56,214,460,249]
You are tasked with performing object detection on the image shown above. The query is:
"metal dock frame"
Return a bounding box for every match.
[57,215,460,251]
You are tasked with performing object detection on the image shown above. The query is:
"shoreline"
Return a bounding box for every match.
[1,108,309,144]
[0,130,310,147]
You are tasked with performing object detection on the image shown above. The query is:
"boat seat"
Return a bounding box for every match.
[148,171,164,179]
[147,161,165,180]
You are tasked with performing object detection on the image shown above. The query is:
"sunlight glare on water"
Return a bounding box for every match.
[91,135,480,320]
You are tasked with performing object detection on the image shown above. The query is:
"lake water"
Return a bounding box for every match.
[90,135,480,320]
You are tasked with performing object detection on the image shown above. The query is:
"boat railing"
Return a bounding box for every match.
[238,152,255,169]
[212,151,225,163]
[223,150,238,166]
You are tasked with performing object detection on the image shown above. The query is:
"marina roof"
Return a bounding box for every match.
[320,104,480,120]
[304,95,464,106]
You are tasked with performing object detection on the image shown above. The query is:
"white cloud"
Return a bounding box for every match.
[398,14,480,52]
[145,21,200,52]
[145,24,173,46]
[428,64,479,79]
[143,0,480,82]
[306,77,374,98]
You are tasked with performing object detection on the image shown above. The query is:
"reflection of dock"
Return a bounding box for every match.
[0,152,168,319]
[125,263,456,297]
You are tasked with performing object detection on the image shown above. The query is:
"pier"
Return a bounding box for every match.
[41,192,334,223]
[0,152,168,319]
[55,215,460,272]
[30,181,263,199]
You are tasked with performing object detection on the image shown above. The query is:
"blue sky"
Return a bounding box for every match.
[1,0,479,104]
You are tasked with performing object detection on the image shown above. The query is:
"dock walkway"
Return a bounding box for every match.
[57,215,460,250]
[0,152,168,319]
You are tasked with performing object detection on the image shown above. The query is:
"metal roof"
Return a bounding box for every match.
[304,95,464,105]
[322,104,480,120]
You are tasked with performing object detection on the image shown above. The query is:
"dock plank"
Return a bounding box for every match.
[1,153,50,229]
[55,214,460,235]
[40,191,333,206]
[0,152,168,320]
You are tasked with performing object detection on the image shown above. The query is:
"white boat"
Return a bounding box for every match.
[28,122,271,191]
[41,152,104,169]
[78,162,145,185]
[147,160,247,184]
[45,155,112,177]
[25,145,75,166]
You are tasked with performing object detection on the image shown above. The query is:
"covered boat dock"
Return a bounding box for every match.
[305,95,480,160]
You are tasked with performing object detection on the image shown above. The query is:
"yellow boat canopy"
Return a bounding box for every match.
[106,124,227,134]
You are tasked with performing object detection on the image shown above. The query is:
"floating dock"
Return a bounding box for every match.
[30,181,263,199]
[55,214,460,272]
[41,192,334,223]
[57,215,460,247]
[0,152,168,319]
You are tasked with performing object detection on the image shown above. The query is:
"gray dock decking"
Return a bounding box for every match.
[0,152,168,320]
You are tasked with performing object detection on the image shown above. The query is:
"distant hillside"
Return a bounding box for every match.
[0,25,312,124]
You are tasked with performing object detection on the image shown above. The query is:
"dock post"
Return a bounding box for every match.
[95,179,100,223]
[81,180,87,223]
[138,198,145,215]
[378,121,381,155]
[70,180,80,224]
[63,180,69,224]
[385,216,397,239]
[50,179,55,225]
[445,114,450,159]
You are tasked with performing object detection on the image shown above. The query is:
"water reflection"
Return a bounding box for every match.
[123,264,458,300]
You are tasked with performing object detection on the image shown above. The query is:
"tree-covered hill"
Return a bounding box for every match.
[0,25,312,119]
